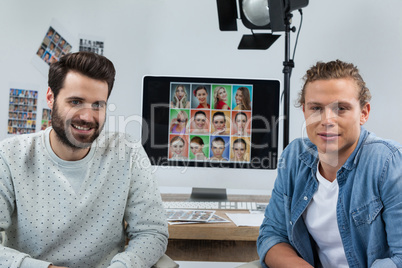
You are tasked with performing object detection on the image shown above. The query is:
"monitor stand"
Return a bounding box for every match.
[188,187,228,202]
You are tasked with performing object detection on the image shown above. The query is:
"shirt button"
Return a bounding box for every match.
[304,196,308,200]
[290,221,293,225]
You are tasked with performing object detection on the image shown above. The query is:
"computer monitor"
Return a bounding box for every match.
[141,75,280,200]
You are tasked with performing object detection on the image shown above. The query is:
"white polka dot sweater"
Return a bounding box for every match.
[0,127,168,268]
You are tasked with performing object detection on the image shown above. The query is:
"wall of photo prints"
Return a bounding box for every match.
[36,27,72,65]
[9,24,74,136]
[7,21,105,136]
[8,89,38,135]
[79,38,104,55]
[41,108,52,130]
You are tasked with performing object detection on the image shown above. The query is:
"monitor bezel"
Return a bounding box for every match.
[141,75,281,170]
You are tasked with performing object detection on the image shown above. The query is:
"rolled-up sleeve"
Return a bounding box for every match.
[257,157,291,268]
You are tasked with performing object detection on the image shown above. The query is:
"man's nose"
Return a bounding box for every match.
[321,108,337,125]
[76,107,96,121]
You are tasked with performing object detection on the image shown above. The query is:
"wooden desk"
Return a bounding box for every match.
[162,194,270,262]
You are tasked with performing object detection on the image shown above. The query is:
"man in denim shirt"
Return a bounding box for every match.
[257,60,402,267]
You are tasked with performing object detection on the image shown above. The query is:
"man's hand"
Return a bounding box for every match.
[265,243,314,268]
[49,265,69,268]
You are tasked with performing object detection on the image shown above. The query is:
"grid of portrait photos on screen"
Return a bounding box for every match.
[36,27,72,65]
[168,83,253,162]
[8,89,38,135]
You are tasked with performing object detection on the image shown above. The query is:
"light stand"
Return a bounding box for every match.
[282,13,297,148]
[216,0,308,149]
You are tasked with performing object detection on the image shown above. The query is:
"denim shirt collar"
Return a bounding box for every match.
[298,127,369,174]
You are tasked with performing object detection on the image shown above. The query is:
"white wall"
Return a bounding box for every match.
[0,0,401,194]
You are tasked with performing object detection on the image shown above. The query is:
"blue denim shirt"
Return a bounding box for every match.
[257,128,402,268]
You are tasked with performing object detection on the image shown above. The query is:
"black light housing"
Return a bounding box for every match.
[216,0,309,148]
[217,0,308,49]
[268,0,309,31]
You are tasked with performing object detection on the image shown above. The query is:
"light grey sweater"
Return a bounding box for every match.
[0,128,168,268]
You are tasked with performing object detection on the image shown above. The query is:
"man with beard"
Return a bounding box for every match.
[0,52,168,268]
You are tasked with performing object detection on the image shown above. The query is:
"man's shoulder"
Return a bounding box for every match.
[363,132,402,155]
[0,131,44,150]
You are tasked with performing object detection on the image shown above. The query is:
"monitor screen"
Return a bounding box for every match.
[141,76,280,197]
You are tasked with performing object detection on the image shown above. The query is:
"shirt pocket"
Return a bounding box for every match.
[351,197,383,226]
[350,197,386,256]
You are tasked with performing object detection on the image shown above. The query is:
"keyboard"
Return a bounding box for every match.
[163,201,268,211]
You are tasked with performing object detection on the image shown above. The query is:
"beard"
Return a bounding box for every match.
[51,101,105,150]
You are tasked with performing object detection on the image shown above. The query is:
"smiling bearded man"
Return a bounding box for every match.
[0,52,168,268]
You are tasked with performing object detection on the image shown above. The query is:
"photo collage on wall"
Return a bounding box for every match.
[41,108,52,130]
[25,22,106,136]
[79,38,104,55]
[168,83,253,162]
[8,89,38,135]
[36,26,72,65]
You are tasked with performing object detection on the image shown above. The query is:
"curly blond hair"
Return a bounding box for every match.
[297,60,371,108]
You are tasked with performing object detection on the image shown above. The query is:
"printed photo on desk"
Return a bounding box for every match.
[166,209,215,222]
[168,213,231,225]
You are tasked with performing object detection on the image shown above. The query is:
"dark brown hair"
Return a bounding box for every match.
[235,87,251,110]
[48,52,115,99]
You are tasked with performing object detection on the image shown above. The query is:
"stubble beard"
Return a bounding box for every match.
[51,101,105,151]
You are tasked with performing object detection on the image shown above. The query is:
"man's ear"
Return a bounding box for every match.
[360,102,371,125]
[46,87,54,109]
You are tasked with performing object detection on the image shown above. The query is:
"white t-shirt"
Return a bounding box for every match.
[302,163,348,268]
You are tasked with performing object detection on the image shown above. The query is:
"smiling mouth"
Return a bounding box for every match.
[71,121,96,132]
[72,124,91,130]
[318,133,340,140]
[319,133,339,137]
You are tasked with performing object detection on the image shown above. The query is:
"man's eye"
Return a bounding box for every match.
[71,100,80,105]
[311,106,321,111]
[92,103,105,109]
